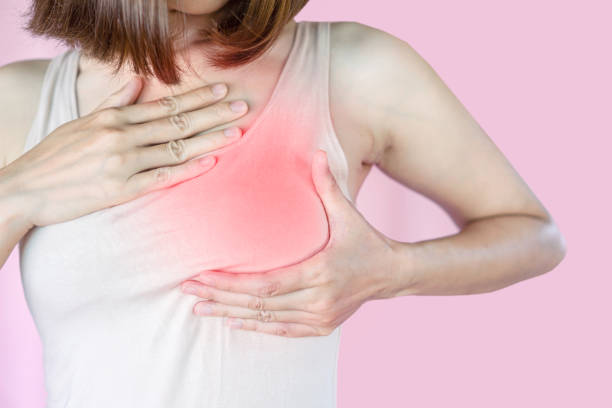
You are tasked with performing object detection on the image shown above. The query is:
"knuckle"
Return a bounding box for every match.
[166,139,187,162]
[319,313,336,327]
[303,266,323,283]
[96,127,125,147]
[275,326,289,337]
[257,281,281,298]
[158,96,180,114]
[266,310,276,322]
[316,269,334,287]
[169,113,191,133]
[248,295,265,310]
[312,297,334,314]
[105,152,128,170]
[256,310,274,322]
[95,107,121,124]
[155,166,172,184]
[304,258,331,284]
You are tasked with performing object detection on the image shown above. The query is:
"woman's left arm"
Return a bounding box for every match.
[334,22,567,297]
[178,22,567,337]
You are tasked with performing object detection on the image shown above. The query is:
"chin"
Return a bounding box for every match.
[167,0,231,16]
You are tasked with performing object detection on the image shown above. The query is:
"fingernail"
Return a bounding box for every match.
[230,100,247,113]
[223,127,241,139]
[182,284,197,294]
[196,303,213,315]
[228,318,244,328]
[212,83,227,97]
[198,156,216,167]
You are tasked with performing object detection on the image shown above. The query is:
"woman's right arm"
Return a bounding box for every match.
[0,182,31,268]
[0,59,50,268]
[0,62,250,270]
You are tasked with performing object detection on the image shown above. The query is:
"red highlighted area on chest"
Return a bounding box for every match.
[109,118,330,274]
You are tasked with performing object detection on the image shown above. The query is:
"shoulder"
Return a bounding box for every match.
[329,21,432,82]
[328,21,442,160]
[0,58,51,167]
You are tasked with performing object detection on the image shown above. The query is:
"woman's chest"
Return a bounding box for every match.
[76,57,280,139]
[77,58,367,205]
[20,119,332,321]
[24,114,331,279]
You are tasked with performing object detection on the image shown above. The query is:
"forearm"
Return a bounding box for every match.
[384,214,567,297]
[0,177,33,270]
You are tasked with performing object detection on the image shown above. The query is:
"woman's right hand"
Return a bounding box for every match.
[0,77,249,228]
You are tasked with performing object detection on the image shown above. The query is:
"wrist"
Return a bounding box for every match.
[369,237,420,300]
[0,172,35,233]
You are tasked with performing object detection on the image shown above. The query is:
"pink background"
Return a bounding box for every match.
[1,0,610,407]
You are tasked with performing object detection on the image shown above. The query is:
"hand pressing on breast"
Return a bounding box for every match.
[0,78,248,228]
[180,150,401,338]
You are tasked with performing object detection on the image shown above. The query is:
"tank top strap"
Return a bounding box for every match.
[265,21,352,202]
[316,21,352,203]
[268,21,331,123]
[22,48,80,155]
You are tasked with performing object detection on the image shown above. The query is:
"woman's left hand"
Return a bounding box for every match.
[179,150,400,337]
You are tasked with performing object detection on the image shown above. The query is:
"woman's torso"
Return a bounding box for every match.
[19,20,357,408]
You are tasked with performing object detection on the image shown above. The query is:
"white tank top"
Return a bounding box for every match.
[19,20,351,408]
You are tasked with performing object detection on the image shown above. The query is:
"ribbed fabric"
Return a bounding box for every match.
[19,21,350,408]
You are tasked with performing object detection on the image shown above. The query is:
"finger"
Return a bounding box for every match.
[127,99,248,146]
[126,126,242,174]
[124,154,217,198]
[93,76,144,112]
[181,279,317,313]
[190,298,317,325]
[225,318,324,338]
[192,264,315,299]
[117,82,228,124]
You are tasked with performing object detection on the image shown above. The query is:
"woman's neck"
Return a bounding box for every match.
[81,19,296,83]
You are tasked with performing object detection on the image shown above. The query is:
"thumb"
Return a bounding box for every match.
[311,149,352,221]
[93,76,144,112]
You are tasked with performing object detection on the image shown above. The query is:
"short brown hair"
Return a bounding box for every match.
[23,0,308,84]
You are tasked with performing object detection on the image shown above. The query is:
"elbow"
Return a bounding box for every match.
[553,231,568,268]
[540,220,568,275]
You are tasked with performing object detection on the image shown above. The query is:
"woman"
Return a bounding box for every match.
[0,0,567,407]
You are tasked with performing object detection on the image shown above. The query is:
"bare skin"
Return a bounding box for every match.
[0,2,566,337]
